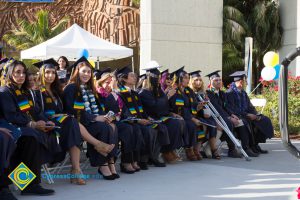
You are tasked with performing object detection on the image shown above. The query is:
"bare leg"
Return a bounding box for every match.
[79,123,114,156]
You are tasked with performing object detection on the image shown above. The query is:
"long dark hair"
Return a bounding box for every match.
[145,75,163,98]
[57,56,70,70]
[36,66,63,97]
[68,61,96,94]
[5,60,29,90]
[117,74,128,87]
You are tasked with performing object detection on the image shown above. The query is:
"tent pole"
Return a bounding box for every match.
[97,57,100,70]
[131,56,135,73]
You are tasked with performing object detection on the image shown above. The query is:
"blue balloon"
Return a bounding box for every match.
[273,64,281,80]
[78,49,89,58]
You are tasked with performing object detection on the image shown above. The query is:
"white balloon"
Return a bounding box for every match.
[263,51,276,67]
[261,67,276,81]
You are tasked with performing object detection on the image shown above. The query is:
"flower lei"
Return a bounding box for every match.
[80,84,99,115]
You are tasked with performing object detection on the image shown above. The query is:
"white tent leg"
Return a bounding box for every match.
[131,56,135,73]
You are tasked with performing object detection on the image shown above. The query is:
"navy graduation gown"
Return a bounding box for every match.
[0,129,16,175]
[169,89,197,147]
[117,87,161,159]
[63,84,118,166]
[34,90,82,151]
[0,86,62,164]
[102,93,140,154]
[226,87,274,142]
[186,88,217,139]
[139,89,183,151]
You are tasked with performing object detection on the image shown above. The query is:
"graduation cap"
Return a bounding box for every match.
[71,56,92,70]
[229,71,247,81]
[145,66,161,78]
[139,74,147,80]
[116,65,132,78]
[160,69,168,75]
[189,70,202,78]
[33,58,58,69]
[143,60,162,71]
[94,68,112,80]
[171,66,186,84]
[205,70,221,80]
[93,70,101,80]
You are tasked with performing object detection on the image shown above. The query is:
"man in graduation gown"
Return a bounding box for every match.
[226,71,273,154]
[205,70,259,157]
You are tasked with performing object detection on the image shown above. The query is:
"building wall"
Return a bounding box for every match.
[140,0,223,79]
[279,0,300,76]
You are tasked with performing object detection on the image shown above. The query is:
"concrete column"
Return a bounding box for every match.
[140,0,223,80]
[279,0,300,76]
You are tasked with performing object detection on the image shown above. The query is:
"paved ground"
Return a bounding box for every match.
[12,138,300,200]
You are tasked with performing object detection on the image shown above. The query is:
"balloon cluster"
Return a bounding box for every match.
[77,48,95,68]
[261,51,281,81]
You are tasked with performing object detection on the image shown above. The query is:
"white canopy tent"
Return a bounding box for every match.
[20,23,133,62]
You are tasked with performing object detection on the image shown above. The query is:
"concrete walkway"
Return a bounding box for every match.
[14,138,300,200]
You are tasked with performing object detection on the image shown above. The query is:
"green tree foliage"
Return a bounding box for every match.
[223,0,283,88]
[3,10,69,51]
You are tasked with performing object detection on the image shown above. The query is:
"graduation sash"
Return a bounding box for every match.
[39,87,69,124]
[8,86,35,120]
[117,85,144,118]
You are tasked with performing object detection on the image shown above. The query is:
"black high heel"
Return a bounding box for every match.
[98,165,115,180]
[120,164,135,174]
[108,162,120,179]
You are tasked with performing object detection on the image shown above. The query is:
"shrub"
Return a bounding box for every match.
[251,75,300,136]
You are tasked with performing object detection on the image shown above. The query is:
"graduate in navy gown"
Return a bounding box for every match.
[0,60,56,196]
[226,71,273,154]
[187,70,219,159]
[168,67,200,161]
[205,70,259,157]
[139,66,185,163]
[33,58,99,185]
[95,68,144,173]
[116,65,167,169]
[63,57,118,180]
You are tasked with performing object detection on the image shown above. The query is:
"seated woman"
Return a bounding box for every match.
[63,57,118,180]
[139,67,185,163]
[116,66,168,169]
[33,59,116,184]
[0,60,56,195]
[95,68,144,173]
[168,67,199,161]
[187,70,219,159]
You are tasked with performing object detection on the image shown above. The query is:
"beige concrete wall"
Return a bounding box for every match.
[140,0,223,80]
[279,0,300,76]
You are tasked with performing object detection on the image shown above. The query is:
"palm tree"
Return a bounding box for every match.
[223,0,283,90]
[3,10,69,51]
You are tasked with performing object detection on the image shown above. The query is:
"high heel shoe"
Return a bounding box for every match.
[120,164,135,174]
[70,169,86,185]
[97,165,115,180]
[108,162,120,179]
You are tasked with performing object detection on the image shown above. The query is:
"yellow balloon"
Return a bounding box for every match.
[271,53,279,67]
[263,51,276,67]
[88,59,96,68]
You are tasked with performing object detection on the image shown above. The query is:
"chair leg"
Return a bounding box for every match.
[42,164,54,184]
